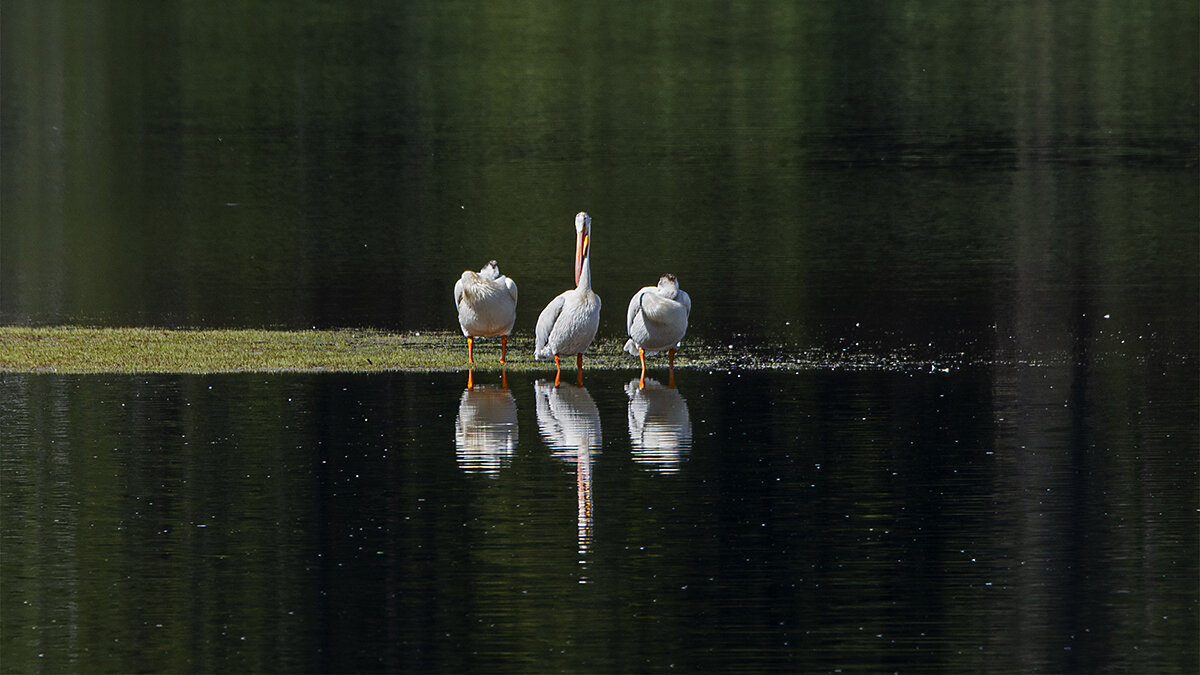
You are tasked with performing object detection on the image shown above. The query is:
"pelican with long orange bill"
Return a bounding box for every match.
[535,211,602,387]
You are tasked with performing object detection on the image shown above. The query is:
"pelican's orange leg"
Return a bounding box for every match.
[466,368,475,390]
[576,353,584,387]
[467,336,475,364]
[500,335,508,364]
[638,347,647,390]
[554,354,562,388]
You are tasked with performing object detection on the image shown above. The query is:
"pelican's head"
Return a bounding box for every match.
[574,211,591,233]
[480,260,501,280]
[574,212,592,286]
[657,273,679,299]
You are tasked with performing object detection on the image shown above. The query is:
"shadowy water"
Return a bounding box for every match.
[2,364,1196,673]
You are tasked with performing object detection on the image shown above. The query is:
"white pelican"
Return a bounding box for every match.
[535,212,601,387]
[454,260,518,364]
[624,273,691,388]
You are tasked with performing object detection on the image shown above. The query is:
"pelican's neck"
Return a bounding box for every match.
[576,251,592,291]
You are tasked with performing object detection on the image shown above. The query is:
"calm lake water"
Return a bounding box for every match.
[2,0,1197,672]
[3,366,1196,673]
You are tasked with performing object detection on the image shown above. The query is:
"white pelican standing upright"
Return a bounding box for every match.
[624,273,691,388]
[535,211,601,387]
[454,260,518,364]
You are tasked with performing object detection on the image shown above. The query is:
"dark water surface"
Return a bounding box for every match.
[3,366,1196,673]
[2,1,1197,672]
[2,1,1196,352]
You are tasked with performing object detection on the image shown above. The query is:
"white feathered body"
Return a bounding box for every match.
[535,286,601,359]
[624,282,691,356]
[455,267,518,338]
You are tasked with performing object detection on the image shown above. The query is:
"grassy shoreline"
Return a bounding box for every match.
[0,326,696,374]
[1,326,1026,375]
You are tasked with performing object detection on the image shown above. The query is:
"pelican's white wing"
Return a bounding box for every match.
[453,277,466,309]
[626,286,654,334]
[502,276,518,305]
[638,291,685,324]
[535,292,566,359]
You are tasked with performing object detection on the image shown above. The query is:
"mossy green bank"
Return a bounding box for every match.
[0,326,713,374]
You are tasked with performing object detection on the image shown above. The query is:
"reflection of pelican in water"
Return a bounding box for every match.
[454,370,517,475]
[625,378,692,474]
[533,380,601,573]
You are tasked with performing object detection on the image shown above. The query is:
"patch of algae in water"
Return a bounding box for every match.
[0,327,724,374]
[1,327,1003,375]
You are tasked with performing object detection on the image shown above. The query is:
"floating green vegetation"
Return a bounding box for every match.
[0,326,1014,375]
[0,326,717,374]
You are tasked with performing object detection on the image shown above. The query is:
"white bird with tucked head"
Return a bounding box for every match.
[454,260,518,364]
[625,273,691,388]
[535,211,601,387]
